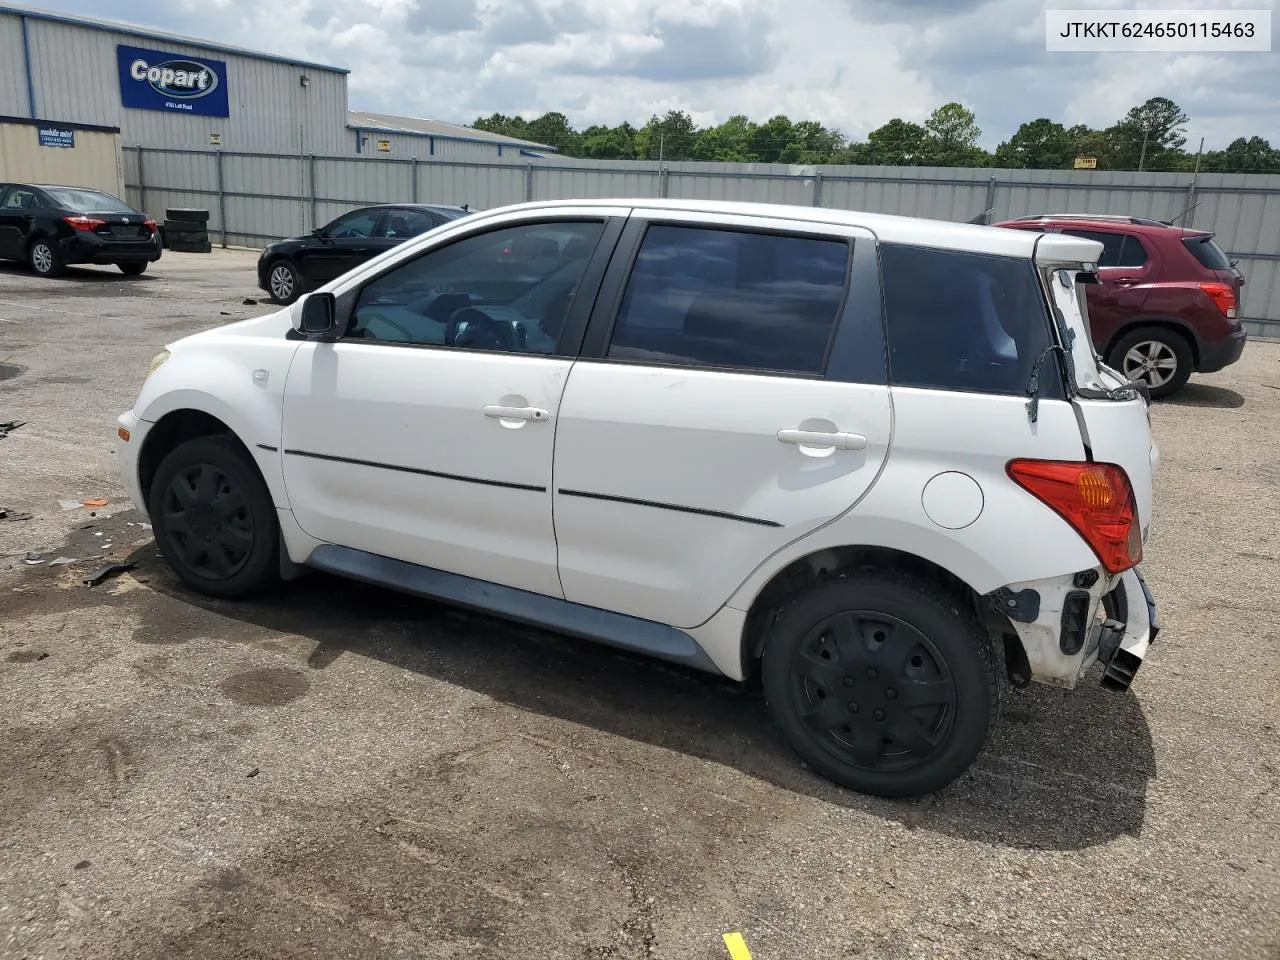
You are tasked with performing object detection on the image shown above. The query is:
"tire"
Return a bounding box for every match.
[118,262,147,276]
[1107,326,1193,400]
[266,258,303,304]
[761,572,998,798]
[148,435,279,598]
[165,207,210,223]
[29,238,64,278]
[167,240,213,254]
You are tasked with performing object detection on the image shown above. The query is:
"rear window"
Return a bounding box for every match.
[1183,235,1233,271]
[880,243,1062,398]
[44,187,132,213]
[1061,229,1147,268]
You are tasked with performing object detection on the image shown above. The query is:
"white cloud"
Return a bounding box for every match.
[33,0,1280,148]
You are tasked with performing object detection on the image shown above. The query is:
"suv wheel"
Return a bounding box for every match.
[267,259,302,304]
[148,436,280,598]
[1108,327,1192,399]
[29,238,64,278]
[762,573,998,797]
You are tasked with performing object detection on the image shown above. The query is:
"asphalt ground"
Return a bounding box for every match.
[1,251,1278,960]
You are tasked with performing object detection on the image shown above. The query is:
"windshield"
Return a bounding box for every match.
[44,188,134,213]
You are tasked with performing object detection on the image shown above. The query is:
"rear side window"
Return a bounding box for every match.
[1061,229,1147,268]
[606,224,849,375]
[1183,235,1233,271]
[881,243,1061,398]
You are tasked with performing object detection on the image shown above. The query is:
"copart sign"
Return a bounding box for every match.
[116,44,230,117]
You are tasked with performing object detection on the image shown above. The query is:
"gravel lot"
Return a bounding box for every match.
[1,251,1278,960]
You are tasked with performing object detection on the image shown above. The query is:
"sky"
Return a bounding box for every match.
[26,0,1280,149]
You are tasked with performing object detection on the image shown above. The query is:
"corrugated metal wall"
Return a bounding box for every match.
[119,147,1280,336]
[2,12,351,156]
[355,130,539,163]
[0,120,122,194]
[0,14,27,116]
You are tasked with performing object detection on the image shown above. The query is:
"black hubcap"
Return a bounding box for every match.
[789,611,957,772]
[162,463,254,580]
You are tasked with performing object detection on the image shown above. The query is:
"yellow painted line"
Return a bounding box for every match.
[723,931,753,960]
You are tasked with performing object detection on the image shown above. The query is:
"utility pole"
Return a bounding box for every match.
[1138,128,1149,171]
[659,132,664,164]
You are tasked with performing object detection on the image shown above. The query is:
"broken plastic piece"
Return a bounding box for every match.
[48,557,76,566]
[0,508,33,521]
[59,499,82,511]
[23,552,43,565]
[83,562,137,587]
[82,498,108,508]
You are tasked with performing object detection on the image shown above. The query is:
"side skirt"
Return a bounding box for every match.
[305,544,725,676]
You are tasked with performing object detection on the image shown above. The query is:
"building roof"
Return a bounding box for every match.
[0,2,348,73]
[347,111,556,152]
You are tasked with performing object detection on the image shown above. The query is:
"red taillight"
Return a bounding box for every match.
[1007,460,1142,574]
[64,215,106,232]
[1199,281,1237,319]
[143,218,157,232]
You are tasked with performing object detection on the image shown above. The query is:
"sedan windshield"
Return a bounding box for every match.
[44,188,134,213]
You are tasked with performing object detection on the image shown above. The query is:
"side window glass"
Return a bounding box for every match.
[379,209,436,239]
[326,211,381,238]
[1,188,35,210]
[1114,234,1149,267]
[880,243,1060,397]
[1062,229,1124,268]
[348,220,604,353]
[606,225,848,375]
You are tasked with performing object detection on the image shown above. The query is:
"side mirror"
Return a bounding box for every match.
[294,292,338,339]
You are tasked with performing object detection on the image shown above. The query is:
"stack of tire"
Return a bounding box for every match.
[162,208,212,254]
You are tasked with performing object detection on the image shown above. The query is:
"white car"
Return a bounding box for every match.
[117,199,1160,798]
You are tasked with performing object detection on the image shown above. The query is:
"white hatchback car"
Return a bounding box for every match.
[118,199,1160,797]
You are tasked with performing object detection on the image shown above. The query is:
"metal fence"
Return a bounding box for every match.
[122,146,1280,339]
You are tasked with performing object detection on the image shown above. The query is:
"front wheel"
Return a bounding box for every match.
[1108,327,1193,400]
[29,239,64,278]
[148,436,280,598]
[267,258,303,304]
[762,573,998,798]
[118,262,147,276]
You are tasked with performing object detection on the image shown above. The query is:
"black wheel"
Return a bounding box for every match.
[148,436,279,598]
[1107,326,1193,400]
[118,262,147,276]
[762,573,998,798]
[267,258,302,304]
[29,238,64,278]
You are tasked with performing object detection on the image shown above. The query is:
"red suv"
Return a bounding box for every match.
[994,214,1247,398]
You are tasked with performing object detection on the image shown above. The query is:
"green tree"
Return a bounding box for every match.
[473,113,530,140]
[747,114,794,163]
[1107,97,1189,170]
[923,102,987,166]
[636,110,697,161]
[1215,136,1280,173]
[580,123,637,160]
[785,120,846,163]
[691,115,758,161]
[994,118,1074,169]
[523,112,581,155]
[863,119,929,165]
[1066,124,1112,168]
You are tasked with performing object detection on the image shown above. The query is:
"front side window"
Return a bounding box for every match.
[347,220,604,353]
[606,224,848,375]
[881,243,1060,397]
[325,210,381,239]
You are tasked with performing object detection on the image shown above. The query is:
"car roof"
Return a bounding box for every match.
[471,198,1098,261]
[994,214,1212,239]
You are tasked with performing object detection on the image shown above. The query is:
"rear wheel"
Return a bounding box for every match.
[148,436,279,598]
[267,259,302,304]
[118,262,147,276]
[29,239,64,278]
[761,572,998,797]
[1108,327,1193,400]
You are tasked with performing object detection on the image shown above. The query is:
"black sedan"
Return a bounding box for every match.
[257,203,470,304]
[0,182,162,277]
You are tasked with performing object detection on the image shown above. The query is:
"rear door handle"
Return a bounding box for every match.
[1112,277,1141,286]
[484,404,549,422]
[777,429,867,450]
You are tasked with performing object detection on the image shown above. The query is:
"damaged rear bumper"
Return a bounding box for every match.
[1098,566,1159,692]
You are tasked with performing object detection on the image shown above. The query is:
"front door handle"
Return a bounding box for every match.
[777,429,867,450]
[484,404,549,422]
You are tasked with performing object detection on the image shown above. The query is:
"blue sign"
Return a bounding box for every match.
[38,126,75,148]
[116,44,229,117]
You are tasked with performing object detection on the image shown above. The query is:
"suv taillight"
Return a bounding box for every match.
[1007,460,1142,574]
[1199,282,1237,319]
[64,215,106,232]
